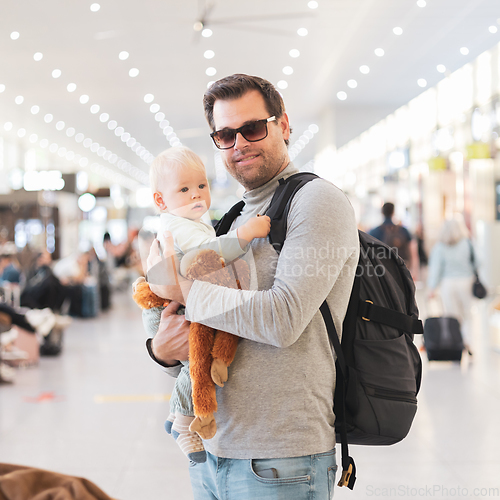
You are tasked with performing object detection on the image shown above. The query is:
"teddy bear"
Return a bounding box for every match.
[133,248,250,442]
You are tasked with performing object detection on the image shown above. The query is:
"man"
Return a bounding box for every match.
[144,74,359,499]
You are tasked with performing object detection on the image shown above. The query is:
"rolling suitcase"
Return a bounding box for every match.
[423,317,463,361]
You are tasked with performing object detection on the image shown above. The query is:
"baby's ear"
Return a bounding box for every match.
[153,192,167,211]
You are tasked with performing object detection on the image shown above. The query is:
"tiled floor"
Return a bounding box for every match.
[1,288,500,499]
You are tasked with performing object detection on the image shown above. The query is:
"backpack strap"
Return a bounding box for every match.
[214,200,245,236]
[358,301,424,334]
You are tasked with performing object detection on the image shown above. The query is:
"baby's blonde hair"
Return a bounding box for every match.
[149,146,206,195]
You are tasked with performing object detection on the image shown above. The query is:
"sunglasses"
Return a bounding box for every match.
[210,116,277,150]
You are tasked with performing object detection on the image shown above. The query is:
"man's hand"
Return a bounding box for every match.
[147,231,192,304]
[151,301,190,365]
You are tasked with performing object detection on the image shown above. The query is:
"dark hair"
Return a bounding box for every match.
[382,202,395,218]
[203,74,290,146]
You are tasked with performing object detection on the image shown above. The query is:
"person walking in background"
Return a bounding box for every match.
[427,215,475,355]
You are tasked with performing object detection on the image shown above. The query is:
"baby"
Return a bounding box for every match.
[144,145,270,463]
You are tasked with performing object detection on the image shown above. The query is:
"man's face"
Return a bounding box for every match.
[212,90,290,191]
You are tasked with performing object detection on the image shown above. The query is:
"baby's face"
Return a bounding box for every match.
[161,168,211,221]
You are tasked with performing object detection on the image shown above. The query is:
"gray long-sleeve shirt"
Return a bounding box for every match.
[182,163,359,459]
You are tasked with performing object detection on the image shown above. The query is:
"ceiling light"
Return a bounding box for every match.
[0,84,5,93]
[437,64,446,73]
[52,69,62,78]
[66,127,75,137]
[155,112,165,122]
[99,113,109,122]
[66,151,75,161]
[337,91,347,101]
[460,47,469,55]
[44,114,53,123]
[297,28,308,36]
[49,143,58,153]
[277,80,288,89]
[131,142,140,152]
[90,104,100,114]
[90,3,100,12]
[289,49,300,58]
[78,193,96,212]
[67,83,77,92]
[121,132,131,142]
[393,27,403,35]
[160,120,169,128]
[80,95,90,104]
[150,103,160,113]
[33,52,43,61]
[75,133,84,142]
[359,65,370,74]
[417,78,427,87]
[202,28,213,37]
[309,124,319,133]
[3,122,13,131]
[83,138,92,148]
[144,93,154,103]
[55,121,65,130]
[15,96,24,105]
[31,105,40,114]
[90,143,99,153]
[97,147,106,156]
[58,147,67,157]
[489,26,498,34]
[375,48,385,57]
[79,158,89,167]
[283,66,293,75]
[40,139,48,148]
[108,120,117,129]
[114,126,124,136]
[308,0,319,8]
[347,79,358,88]
[10,32,20,40]
[129,68,139,77]
[204,50,215,59]
[126,138,136,147]
[17,128,26,138]
[416,0,426,6]
[206,67,217,76]
[118,51,129,60]
[207,81,215,88]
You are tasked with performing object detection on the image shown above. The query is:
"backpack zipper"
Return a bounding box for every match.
[364,384,417,404]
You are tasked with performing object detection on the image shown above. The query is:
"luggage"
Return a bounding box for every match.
[216,172,424,489]
[423,317,463,361]
[39,325,64,356]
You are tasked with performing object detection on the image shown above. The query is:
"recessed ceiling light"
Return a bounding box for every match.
[29,134,38,143]
[417,78,427,87]
[44,114,53,123]
[489,26,498,34]
[90,3,100,12]
[31,105,40,114]
[80,95,90,104]
[91,143,99,153]
[114,126,124,136]
[75,133,84,142]
[204,50,215,59]
[437,64,446,73]
[393,27,403,35]
[282,66,293,75]
[10,32,20,40]
[337,91,347,101]
[3,122,13,131]
[83,138,92,148]
[17,128,26,138]
[99,113,109,122]
[14,96,24,104]
[206,67,217,76]
[121,132,131,142]
[127,138,136,147]
[119,51,129,60]
[460,47,469,55]
[49,143,58,153]
[33,52,43,61]
[359,65,370,74]
[309,124,319,133]
[67,83,77,92]
[289,49,300,58]
[375,48,385,57]
[66,127,76,137]
[52,69,62,78]
[108,120,117,130]
[416,0,426,6]
[202,28,213,38]
[144,94,154,103]
[40,139,48,148]
[155,112,165,122]
[347,79,358,88]
[150,103,160,113]
[277,80,288,89]
[308,1,319,9]
[55,121,65,130]
[129,68,139,77]
[297,28,308,36]
[90,104,100,114]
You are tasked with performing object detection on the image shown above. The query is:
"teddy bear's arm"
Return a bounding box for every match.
[211,331,239,387]
[132,278,169,309]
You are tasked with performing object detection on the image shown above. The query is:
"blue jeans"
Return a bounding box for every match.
[189,449,337,500]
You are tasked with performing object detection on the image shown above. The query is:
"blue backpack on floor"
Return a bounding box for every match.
[215,172,424,490]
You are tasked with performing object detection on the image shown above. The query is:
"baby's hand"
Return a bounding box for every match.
[246,215,271,239]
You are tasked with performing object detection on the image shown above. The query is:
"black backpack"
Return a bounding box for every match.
[215,172,423,490]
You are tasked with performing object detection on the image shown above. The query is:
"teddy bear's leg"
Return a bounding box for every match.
[189,322,217,439]
[211,331,239,387]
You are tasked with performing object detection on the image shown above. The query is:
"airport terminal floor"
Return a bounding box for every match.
[1,285,500,500]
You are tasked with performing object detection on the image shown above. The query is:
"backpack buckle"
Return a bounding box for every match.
[337,463,353,487]
[361,300,373,321]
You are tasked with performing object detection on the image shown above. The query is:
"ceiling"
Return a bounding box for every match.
[1,0,500,197]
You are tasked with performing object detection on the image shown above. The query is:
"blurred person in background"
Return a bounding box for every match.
[427,215,475,355]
